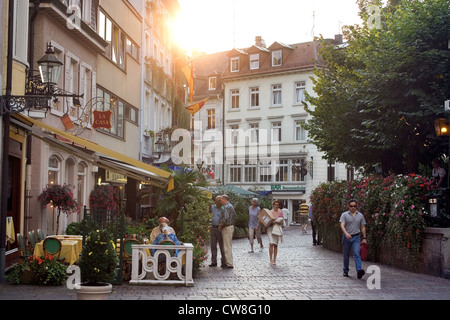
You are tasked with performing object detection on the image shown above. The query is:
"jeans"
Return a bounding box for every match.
[342,235,362,272]
[210,226,225,266]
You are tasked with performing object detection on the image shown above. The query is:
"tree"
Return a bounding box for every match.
[154,165,207,231]
[305,0,450,174]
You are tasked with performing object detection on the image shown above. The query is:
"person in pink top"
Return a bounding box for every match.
[267,200,284,265]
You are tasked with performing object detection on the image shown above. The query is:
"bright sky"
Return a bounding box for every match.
[173,0,363,54]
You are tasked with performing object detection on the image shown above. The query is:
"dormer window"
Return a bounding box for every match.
[209,77,217,90]
[272,50,282,66]
[250,54,259,70]
[230,57,240,72]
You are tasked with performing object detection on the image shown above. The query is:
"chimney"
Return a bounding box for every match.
[255,36,266,48]
[335,34,343,44]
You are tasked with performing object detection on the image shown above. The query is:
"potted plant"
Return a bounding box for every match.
[38,184,81,234]
[75,229,118,300]
[89,185,119,210]
[7,254,67,286]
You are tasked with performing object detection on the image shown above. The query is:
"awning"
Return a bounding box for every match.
[12,113,174,191]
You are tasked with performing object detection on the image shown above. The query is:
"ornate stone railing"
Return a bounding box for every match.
[129,243,194,286]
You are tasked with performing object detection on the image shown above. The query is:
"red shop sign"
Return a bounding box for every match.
[92,110,112,130]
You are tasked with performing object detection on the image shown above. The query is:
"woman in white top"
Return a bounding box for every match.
[267,200,284,265]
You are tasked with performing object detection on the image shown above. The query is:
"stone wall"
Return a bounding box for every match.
[324,227,450,279]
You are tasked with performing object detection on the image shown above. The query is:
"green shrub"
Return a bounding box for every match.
[78,229,118,284]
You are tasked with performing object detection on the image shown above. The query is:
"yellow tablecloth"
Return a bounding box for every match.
[51,235,83,253]
[6,217,15,244]
[34,240,80,266]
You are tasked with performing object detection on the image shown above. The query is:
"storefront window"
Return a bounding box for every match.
[77,162,87,205]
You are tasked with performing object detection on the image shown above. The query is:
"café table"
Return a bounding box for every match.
[49,235,83,253]
[33,239,80,266]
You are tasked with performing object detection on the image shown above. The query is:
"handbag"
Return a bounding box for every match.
[271,223,283,236]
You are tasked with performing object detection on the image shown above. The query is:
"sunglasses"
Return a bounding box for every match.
[349,205,357,208]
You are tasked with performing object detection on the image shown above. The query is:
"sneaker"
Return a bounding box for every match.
[248,250,254,253]
[259,247,263,252]
[343,271,349,277]
[209,263,217,267]
[357,269,365,279]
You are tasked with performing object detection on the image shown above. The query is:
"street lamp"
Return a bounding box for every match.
[37,43,63,90]
[154,136,165,159]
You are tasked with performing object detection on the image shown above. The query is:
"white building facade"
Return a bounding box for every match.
[222,39,350,225]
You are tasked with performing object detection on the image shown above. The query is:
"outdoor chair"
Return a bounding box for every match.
[28,230,38,253]
[122,238,141,281]
[16,233,30,263]
[37,229,45,242]
[42,237,65,263]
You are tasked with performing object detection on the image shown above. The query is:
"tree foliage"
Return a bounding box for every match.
[305,0,450,174]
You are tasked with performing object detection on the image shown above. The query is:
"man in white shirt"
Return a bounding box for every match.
[281,204,289,230]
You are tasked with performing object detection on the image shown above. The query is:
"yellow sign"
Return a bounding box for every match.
[105,170,127,184]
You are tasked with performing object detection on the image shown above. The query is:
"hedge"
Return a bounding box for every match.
[310,174,432,271]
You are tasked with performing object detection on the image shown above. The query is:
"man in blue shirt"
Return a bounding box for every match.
[209,196,225,267]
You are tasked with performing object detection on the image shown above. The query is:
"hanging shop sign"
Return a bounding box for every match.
[92,109,112,130]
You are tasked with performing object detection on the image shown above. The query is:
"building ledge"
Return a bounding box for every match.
[37,0,108,54]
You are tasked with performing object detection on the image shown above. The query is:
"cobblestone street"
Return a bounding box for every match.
[1,225,450,301]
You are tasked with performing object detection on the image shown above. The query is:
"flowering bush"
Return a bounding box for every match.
[78,229,118,284]
[311,174,431,271]
[89,185,119,210]
[192,236,208,274]
[38,184,81,214]
[7,254,67,286]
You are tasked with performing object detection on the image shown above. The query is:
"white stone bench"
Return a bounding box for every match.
[129,243,194,286]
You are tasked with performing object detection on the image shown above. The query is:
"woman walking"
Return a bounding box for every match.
[248,198,263,253]
[267,200,284,265]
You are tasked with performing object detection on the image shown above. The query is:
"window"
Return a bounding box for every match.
[244,160,257,182]
[77,162,87,205]
[230,125,239,145]
[231,89,240,109]
[250,54,259,70]
[13,0,29,65]
[295,120,307,141]
[209,77,217,91]
[125,105,139,125]
[295,81,306,104]
[250,87,259,108]
[80,64,93,110]
[96,86,125,138]
[98,10,125,69]
[66,54,80,118]
[48,156,61,185]
[207,109,216,129]
[249,123,259,144]
[275,160,289,182]
[327,160,336,182]
[271,121,282,143]
[260,160,273,182]
[229,161,242,183]
[126,38,139,61]
[230,57,240,72]
[292,159,306,182]
[190,114,195,131]
[272,50,282,66]
[272,84,282,106]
